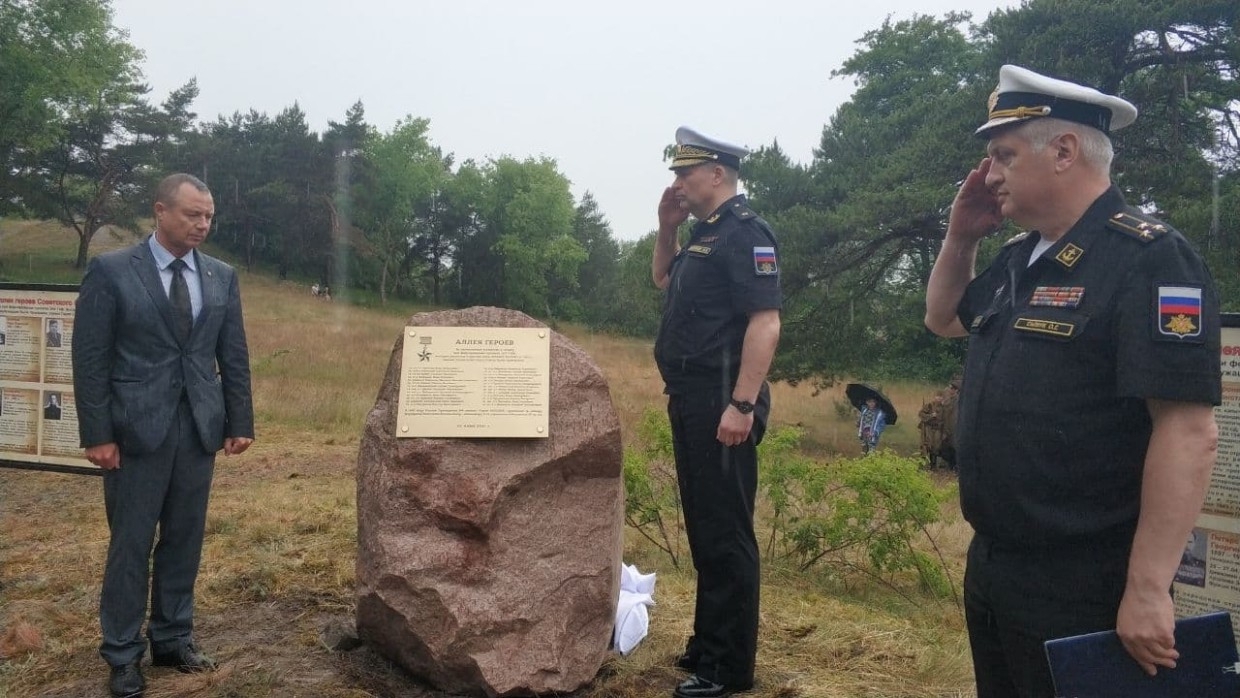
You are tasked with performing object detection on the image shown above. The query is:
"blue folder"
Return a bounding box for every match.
[1044,611,1240,697]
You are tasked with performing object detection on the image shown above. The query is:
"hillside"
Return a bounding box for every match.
[0,222,973,698]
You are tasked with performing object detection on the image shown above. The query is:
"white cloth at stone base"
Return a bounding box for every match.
[613,563,656,655]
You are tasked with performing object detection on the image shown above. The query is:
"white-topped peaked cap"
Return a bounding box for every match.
[976,65,1138,138]
[669,126,750,171]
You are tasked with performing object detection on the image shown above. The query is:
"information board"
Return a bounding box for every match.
[0,283,95,474]
[1174,314,1240,639]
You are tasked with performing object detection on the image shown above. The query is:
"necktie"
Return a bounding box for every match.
[169,258,192,342]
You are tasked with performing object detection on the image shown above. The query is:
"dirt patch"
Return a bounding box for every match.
[0,463,656,698]
[9,596,625,697]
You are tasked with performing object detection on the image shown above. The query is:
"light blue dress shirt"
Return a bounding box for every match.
[148,234,203,320]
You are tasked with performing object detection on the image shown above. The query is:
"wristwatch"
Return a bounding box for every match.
[729,398,755,414]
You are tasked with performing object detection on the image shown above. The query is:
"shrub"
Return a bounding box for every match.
[760,433,957,601]
[622,408,684,568]
[622,414,958,603]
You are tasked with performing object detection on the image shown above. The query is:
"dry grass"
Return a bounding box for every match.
[0,222,975,697]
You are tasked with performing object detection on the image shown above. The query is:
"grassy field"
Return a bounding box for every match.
[0,221,975,697]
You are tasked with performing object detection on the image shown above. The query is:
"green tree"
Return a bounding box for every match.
[355,116,446,303]
[188,111,272,270]
[19,80,200,269]
[0,0,142,208]
[747,2,1240,386]
[454,157,584,315]
[188,106,328,279]
[983,0,1239,194]
[602,233,664,337]
[433,160,486,306]
[981,0,1240,303]
[1,0,197,268]
[565,192,620,325]
[320,101,374,297]
[747,12,986,385]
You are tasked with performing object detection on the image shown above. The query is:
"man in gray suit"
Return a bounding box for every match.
[73,173,254,698]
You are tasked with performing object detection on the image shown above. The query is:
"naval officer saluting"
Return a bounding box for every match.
[926,65,1221,697]
[652,126,782,698]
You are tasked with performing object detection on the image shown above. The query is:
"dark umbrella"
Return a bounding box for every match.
[845,383,898,425]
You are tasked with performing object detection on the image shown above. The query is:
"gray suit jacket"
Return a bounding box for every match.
[72,238,254,455]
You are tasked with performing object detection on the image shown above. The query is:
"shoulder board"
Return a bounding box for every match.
[1107,210,1170,243]
[729,201,758,220]
[1002,231,1030,247]
[725,201,777,244]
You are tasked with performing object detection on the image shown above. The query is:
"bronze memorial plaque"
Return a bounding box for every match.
[397,326,551,438]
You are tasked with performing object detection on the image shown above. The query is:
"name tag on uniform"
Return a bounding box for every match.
[686,244,713,255]
[1014,317,1076,337]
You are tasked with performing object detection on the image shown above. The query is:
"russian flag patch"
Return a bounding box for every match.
[753,246,778,275]
[1157,285,1202,339]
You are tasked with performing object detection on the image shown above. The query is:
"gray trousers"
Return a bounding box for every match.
[100,399,215,667]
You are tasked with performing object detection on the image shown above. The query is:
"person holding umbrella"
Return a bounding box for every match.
[846,383,897,454]
[857,398,886,454]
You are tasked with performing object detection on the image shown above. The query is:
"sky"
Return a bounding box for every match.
[110,0,1021,241]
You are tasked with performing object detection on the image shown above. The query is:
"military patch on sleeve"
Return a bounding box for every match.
[1157,285,1203,340]
[753,246,778,275]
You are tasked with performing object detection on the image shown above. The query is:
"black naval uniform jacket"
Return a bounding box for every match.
[654,194,782,395]
[955,186,1221,552]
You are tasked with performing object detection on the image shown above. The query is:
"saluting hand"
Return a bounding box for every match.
[658,187,690,232]
[947,157,1004,242]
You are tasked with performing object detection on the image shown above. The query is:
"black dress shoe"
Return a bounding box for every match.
[151,641,216,672]
[108,661,145,697]
[673,674,732,698]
